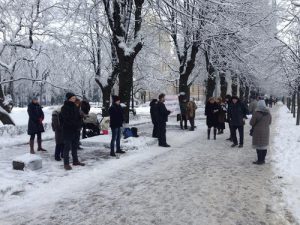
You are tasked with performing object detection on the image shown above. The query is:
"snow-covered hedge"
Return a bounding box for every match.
[0,123,51,137]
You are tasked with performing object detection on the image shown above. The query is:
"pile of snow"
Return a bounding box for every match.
[272,105,300,222]
[13,153,42,171]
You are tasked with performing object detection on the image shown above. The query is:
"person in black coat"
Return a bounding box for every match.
[109,95,125,157]
[60,93,85,170]
[205,97,220,140]
[27,97,46,154]
[227,96,248,148]
[150,99,159,138]
[225,95,233,141]
[157,93,171,147]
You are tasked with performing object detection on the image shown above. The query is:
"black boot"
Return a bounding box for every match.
[207,128,211,140]
[213,128,217,140]
[253,149,265,165]
[110,150,116,157]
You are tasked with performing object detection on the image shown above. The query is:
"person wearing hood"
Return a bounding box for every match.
[60,92,85,170]
[250,100,272,165]
[227,96,248,148]
[150,99,159,138]
[27,96,46,154]
[248,97,258,115]
[109,95,125,156]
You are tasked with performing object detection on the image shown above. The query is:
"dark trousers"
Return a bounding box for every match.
[30,132,41,141]
[189,117,195,129]
[111,127,121,153]
[256,149,267,162]
[158,122,167,145]
[63,133,79,165]
[231,125,244,145]
[152,123,159,138]
[55,144,64,159]
[180,114,187,129]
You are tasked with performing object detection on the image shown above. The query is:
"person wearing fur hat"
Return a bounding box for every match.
[109,95,125,156]
[27,96,46,154]
[250,100,272,165]
[60,92,85,170]
[227,96,248,148]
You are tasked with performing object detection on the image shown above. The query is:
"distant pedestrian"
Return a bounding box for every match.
[250,100,272,165]
[61,92,85,170]
[179,94,188,130]
[227,96,248,148]
[224,95,233,141]
[150,99,159,138]
[75,98,83,150]
[157,93,171,147]
[51,107,64,161]
[27,96,46,154]
[216,97,226,134]
[248,97,258,115]
[109,95,125,157]
[205,97,220,140]
[186,98,197,131]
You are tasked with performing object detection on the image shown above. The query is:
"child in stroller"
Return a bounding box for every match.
[82,113,102,138]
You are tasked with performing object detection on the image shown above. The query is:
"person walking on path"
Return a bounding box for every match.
[227,96,248,148]
[250,100,272,165]
[109,95,125,157]
[150,99,159,138]
[27,96,46,154]
[157,93,171,147]
[61,93,85,170]
[205,97,220,140]
[52,107,64,161]
[248,97,258,115]
[216,97,226,134]
[179,94,188,130]
[186,98,197,131]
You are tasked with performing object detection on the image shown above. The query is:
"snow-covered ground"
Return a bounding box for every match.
[271,103,300,223]
[0,104,298,225]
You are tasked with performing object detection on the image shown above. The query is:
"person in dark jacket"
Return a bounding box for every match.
[227,96,248,148]
[81,100,91,115]
[216,97,226,134]
[179,94,188,130]
[157,93,171,147]
[52,107,64,161]
[27,97,46,154]
[225,95,233,141]
[150,99,159,138]
[205,97,220,140]
[109,95,125,157]
[61,93,85,170]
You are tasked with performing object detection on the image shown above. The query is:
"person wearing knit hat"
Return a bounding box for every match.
[109,95,125,156]
[227,96,248,148]
[65,92,76,101]
[60,92,85,170]
[250,100,272,165]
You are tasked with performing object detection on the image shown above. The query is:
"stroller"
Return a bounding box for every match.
[82,113,103,139]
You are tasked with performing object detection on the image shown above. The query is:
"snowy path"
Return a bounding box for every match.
[0,111,296,225]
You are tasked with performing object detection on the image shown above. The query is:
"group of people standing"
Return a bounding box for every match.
[205,94,272,165]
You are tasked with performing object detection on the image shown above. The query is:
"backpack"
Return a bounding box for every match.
[123,128,133,139]
[131,127,139,137]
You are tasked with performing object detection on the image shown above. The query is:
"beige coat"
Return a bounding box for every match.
[186,101,197,119]
[250,110,272,149]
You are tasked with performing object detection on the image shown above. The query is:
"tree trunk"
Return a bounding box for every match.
[245,85,250,102]
[297,87,300,125]
[292,92,296,117]
[101,86,112,117]
[239,81,245,101]
[118,58,134,123]
[0,106,15,125]
[179,75,190,100]
[219,72,227,100]
[231,74,238,96]
[287,97,291,110]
